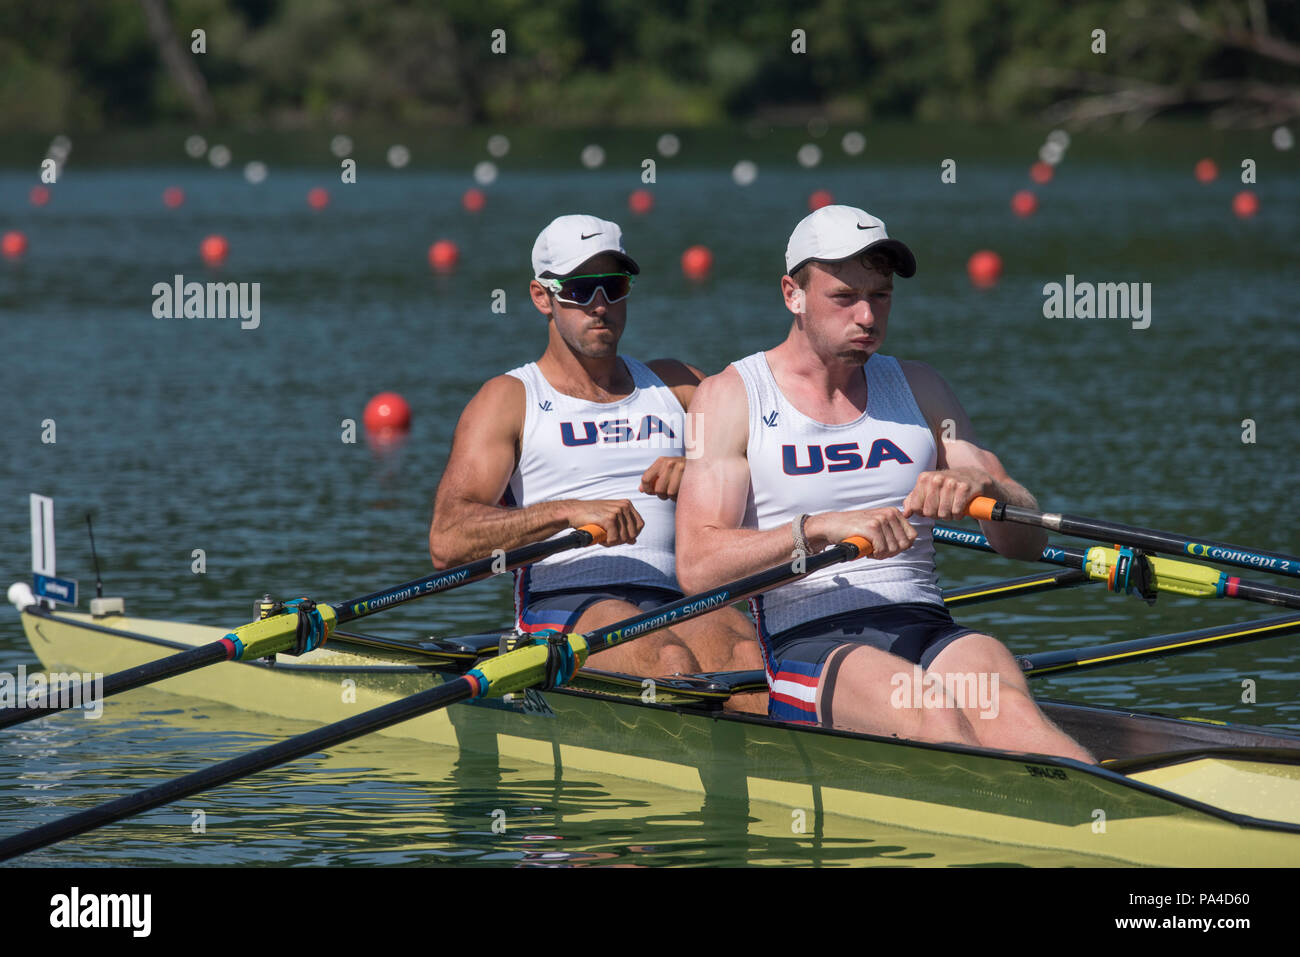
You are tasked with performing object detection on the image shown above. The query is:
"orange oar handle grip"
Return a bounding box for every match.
[967,497,998,521]
[577,524,608,546]
[842,535,873,558]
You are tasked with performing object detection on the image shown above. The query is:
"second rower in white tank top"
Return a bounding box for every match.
[675,204,1093,759]
[428,214,764,691]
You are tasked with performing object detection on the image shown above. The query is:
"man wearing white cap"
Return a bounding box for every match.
[428,215,762,682]
[675,205,1092,758]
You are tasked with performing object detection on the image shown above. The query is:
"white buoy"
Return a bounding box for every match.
[797,143,822,168]
[387,145,411,168]
[732,160,758,186]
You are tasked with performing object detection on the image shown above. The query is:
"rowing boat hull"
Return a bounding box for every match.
[18,605,1300,866]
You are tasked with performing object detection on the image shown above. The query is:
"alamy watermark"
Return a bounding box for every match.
[889,665,999,719]
[1,667,104,719]
[1042,275,1151,330]
[152,274,261,329]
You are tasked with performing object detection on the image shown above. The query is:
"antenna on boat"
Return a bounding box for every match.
[86,513,104,600]
[83,512,124,618]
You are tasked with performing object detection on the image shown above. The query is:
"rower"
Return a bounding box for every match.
[675,205,1093,759]
[428,214,762,687]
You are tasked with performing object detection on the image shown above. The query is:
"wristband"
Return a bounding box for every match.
[792,514,810,557]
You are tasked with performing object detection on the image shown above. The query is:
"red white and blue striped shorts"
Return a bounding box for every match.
[760,602,977,725]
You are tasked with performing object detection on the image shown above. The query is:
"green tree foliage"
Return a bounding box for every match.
[0,0,1294,130]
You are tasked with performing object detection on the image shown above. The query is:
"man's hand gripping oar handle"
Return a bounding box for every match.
[575,524,607,545]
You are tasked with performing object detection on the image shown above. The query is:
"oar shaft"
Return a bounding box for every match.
[584,538,870,655]
[0,536,876,859]
[0,677,477,863]
[1020,613,1300,677]
[970,498,1300,580]
[2,526,605,731]
[935,523,1300,611]
[0,640,231,731]
[336,526,603,623]
[942,569,1091,607]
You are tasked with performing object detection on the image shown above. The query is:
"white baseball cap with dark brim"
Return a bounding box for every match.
[532,214,641,278]
[785,205,916,278]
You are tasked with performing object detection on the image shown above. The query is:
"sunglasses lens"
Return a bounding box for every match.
[556,275,632,305]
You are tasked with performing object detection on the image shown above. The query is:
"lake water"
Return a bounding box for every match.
[1,122,1297,866]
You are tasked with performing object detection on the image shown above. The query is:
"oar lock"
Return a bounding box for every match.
[498,630,578,690]
[1104,547,1158,605]
[254,594,330,658]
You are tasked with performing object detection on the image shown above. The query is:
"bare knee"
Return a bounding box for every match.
[914,704,977,745]
[657,642,698,676]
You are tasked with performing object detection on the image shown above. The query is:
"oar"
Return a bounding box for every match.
[0,526,606,730]
[1020,613,1300,677]
[942,568,1092,608]
[936,523,1300,610]
[0,536,873,861]
[968,497,1300,580]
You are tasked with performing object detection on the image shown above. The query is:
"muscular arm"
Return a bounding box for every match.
[428,375,572,568]
[900,360,1048,561]
[675,368,801,592]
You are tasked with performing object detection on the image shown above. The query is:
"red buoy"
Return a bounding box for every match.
[967,250,1002,289]
[307,187,330,210]
[808,189,834,211]
[1029,162,1053,184]
[462,188,486,213]
[163,186,185,208]
[1232,191,1259,218]
[2,231,28,259]
[200,234,229,266]
[681,245,713,280]
[363,392,412,437]
[428,239,460,273]
[628,189,654,214]
[1194,159,1218,184]
[1011,190,1038,218]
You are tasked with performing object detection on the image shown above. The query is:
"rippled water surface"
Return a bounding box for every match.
[1,124,1297,865]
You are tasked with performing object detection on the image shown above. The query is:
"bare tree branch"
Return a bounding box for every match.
[1176,3,1300,66]
[1037,69,1300,128]
[138,0,215,123]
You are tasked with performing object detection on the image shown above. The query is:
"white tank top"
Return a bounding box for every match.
[734,351,944,638]
[505,357,683,594]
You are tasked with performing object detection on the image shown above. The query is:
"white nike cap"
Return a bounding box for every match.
[785,205,916,278]
[531,214,640,278]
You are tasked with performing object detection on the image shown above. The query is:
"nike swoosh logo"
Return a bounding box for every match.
[856,223,876,230]
[581,232,602,240]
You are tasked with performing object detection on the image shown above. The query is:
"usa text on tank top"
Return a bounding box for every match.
[734,351,944,638]
[505,356,683,594]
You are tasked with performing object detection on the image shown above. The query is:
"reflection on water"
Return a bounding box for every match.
[0,686,1133,867]
[0,129,1296,864]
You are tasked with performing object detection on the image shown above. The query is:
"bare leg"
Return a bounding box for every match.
[572,599,700,676]
[927,634,1096,763]
[669,604,764,672]
[813,644,982,746]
